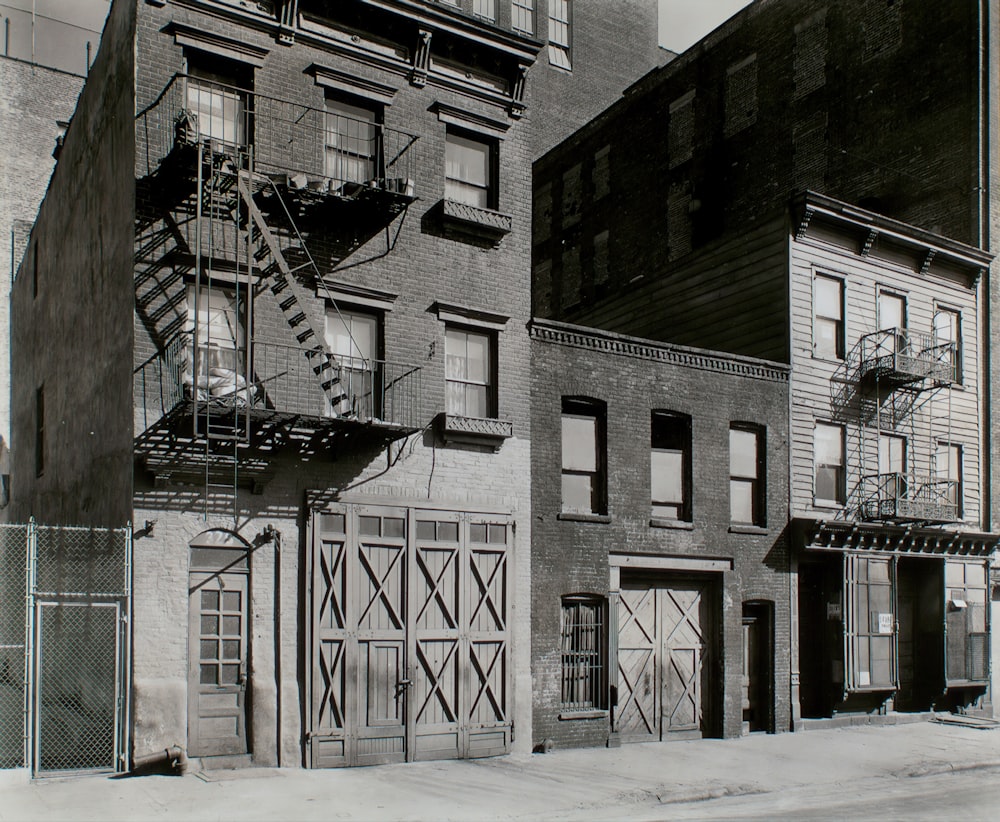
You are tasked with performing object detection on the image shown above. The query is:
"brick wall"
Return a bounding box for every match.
[0,58,84,448]
[530,320,792,749]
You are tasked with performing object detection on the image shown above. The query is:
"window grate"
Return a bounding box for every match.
[560,598,605,709]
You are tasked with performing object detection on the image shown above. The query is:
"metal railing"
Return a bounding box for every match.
[859,472,959,523]
[856,329,955,384]
[134,332,422,433]
[137,74,419,195]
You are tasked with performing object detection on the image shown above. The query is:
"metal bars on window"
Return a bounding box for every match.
[560,597,605,710]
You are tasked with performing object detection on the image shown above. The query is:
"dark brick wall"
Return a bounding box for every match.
[534,0,981,321]
[530,320,792,749]
[8,0,136,526]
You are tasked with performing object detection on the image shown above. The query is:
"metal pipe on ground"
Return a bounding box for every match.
[131,746,186,775]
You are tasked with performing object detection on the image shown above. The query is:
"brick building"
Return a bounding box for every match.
[530,319,791,747]
[532,0,1000,726]
[8,0,661,772]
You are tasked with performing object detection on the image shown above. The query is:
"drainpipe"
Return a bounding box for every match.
[131,745,186,774]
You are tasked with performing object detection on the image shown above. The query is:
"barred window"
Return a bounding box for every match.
[560,597,606,709]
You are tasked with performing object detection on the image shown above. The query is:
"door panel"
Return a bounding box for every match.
[618,580,712,743]
[188,572,248,757]
[310,505,511,767]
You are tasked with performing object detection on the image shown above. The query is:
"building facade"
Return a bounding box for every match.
[530,320,791,747]
[8,0,661,771]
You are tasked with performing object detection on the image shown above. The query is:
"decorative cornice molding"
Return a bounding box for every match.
[309,64,398,104]
[432,102,510,136]
[434,301,509,330]
[530,322,790,383]
[167,21,270,66]
[796,518,999,557]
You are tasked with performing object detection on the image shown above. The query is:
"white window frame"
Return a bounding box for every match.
[730,424,764,526]
[814,421,846,506]
[934,305,963,383]
[445,324,495,419]
[512,0,534,34]
[814,274,845,360]
[445,129,495,209]
[548,0,572,70]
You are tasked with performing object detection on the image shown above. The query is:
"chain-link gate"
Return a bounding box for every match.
[0,521,131,775]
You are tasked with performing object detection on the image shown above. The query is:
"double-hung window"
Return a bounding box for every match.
[512,0,534,34]
[878,433,906,503]
[651,412,691,521]
[934,306,962,383]
[472,0,496,22]
[560,596,605,710]
[325,97,380,186]
[935,442,963,517]
[186,55,252,147]
[445,130,495,209]
[561,398,606,515]
[445,325,494,419]
[814,422,846,505]
[814,274,844,359]
[326,306,380,418]
[548,0,572,70]
[185,285,246,398]
[730,425,764,526]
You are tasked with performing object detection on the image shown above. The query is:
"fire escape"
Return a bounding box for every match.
[133,74,421,514]
[836,327,958,525]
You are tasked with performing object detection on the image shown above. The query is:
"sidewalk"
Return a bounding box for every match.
[2,719,999,822]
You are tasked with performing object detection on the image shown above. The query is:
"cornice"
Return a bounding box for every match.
[530,321,790,384]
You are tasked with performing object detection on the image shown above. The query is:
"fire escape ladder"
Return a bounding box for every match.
[235,173,352,417]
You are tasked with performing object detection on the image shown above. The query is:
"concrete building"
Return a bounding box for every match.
[7,0,661,772]
[530,319,791,747]
[532,0,1000,727]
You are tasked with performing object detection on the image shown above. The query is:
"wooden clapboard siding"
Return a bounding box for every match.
[789,232,982,525]
[572,214,790,362]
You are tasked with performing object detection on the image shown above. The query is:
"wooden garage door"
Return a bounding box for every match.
[617,580,712,741]
[309,505,511,767]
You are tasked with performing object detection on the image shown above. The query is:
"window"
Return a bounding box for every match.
[326,306,380,417]
[877,290,906,332]
[548,0,572,69]
[945,561,987,681]
[35,385,44,477]
[186,285,245,381]
[935,442,963,517]
[472,0,496,22]
[561,398,606,515]
[445,325,494,418]
[324,98,380,185]
[730,425,764,526]
[186,54,252,146]
[934,306,962,382]
[814,275,844,359]
[814,422,845,504]
[878,433,906,502]
[561,596,605,710]
[445,130,495,209]
[512,0,534,34]
[651,411,691,521]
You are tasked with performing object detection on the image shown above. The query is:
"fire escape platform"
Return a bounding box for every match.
[135,400,419,492]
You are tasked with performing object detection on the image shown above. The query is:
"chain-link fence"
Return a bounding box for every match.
[0,521,131,775]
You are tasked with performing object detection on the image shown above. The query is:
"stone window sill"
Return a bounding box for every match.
[558,512,611,524]
[729,524,769,535]
[650,518,694,530]
[558,709,608,721]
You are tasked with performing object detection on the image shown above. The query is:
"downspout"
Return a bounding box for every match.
[979,0,991,533]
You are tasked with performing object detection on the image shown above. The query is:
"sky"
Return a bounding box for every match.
[658,0,755,53]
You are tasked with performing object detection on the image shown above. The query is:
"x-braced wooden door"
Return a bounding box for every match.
[616,580,713,742]
[309,504,511,767]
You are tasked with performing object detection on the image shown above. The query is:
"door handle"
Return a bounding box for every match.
[394,679,412,698]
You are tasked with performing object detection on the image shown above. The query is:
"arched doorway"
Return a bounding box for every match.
[187,529,251,758]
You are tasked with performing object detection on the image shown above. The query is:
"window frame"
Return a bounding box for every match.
[511,0,535,35]
[445,128,498,210]
[877,288,907,333]
[548,0,572,70]
[729,423,765,526]
[560,595,607,711]
[934,304,963,384]
[184,52,254,148]
[444,323,497,420]
[814,421,846,506]
[651,411,692,523]
[813,273,845,360]
[323,95,383,186]
[935,441,964,518]
[561,397,607,516]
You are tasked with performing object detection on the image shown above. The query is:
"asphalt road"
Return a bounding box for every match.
[563,765,1000,822]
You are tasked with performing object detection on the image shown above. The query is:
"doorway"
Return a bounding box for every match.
[187,532,250,758]
[742,601,774,733]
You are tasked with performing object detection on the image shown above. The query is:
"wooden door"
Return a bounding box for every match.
[188,571,248,757]
[309,506,511,767]
[354,507,408,765]
[617,580,712,742]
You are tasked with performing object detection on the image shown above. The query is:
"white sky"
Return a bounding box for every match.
[658,0,754,52]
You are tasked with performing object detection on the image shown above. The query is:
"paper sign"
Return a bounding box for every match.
[878,613,893,634]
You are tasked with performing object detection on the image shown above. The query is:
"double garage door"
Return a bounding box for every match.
[308,504,511,767]
[616,579,714,741]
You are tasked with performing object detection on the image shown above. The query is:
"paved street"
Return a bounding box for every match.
[2,719,999,821]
